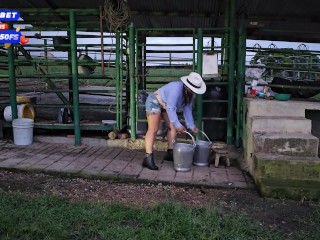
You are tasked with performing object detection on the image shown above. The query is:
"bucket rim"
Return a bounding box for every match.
[174,142,195,147]
[12,117,34,123]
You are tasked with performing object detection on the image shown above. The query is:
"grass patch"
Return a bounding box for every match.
[0,192,280,240]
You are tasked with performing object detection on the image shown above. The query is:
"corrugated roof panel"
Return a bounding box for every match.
[0,0,319,42]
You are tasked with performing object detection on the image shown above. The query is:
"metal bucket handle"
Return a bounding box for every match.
[198,130,212,146]
[173,131,196,147]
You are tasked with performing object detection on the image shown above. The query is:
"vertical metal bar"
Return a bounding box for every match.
[136,34,143,90]
[227,0,236,144]
[67,32,73,104]
[99,6,105,77]
[8,43,17,120]
[222,0,229,83]
[115,31,121,130]
[44,39,48,73]
[69,10,81,145]
[129,23,136,140]
[235,26,246,147]
[134,30,139,137]
[196,28,203,134]
[192,36,196,71]
[142,36,147,90]
[119,32,124,129]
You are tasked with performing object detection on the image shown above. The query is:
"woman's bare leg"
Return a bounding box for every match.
[162,111,176,149]
[145,111,161,153]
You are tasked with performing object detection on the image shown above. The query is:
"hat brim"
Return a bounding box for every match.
[180,75,206,95]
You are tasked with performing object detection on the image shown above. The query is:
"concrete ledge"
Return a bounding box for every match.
[253,133,319,157]
[256,178,320,200]
[251,116,311,134]
[254,153,320,200]
[246,98,306,118]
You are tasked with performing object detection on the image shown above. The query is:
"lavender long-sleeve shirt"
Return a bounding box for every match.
[157,81,195,129]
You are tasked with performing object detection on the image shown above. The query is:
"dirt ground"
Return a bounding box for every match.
[0,169,319,239]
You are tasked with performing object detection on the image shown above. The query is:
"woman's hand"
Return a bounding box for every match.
[190,127,198,134]
[176,126,186,133]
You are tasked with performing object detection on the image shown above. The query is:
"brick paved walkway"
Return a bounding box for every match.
[0,140,254,189]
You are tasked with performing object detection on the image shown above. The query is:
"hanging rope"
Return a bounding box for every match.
[103,0,131,32]
[101,0,130,113]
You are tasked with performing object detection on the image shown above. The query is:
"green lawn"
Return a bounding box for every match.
[0,192,280,240]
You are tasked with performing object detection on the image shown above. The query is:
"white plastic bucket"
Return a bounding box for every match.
[12,118,34,145]
[3,104,35,122]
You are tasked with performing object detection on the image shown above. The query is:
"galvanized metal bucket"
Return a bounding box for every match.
[173,131,196,172]
[193,130,212,167]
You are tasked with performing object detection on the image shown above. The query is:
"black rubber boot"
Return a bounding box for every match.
[142,153,158,170]
[163,149,174,161]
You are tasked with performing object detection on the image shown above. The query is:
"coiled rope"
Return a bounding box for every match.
[103,0,131,32]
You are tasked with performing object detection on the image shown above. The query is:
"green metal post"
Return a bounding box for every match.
[135,30,139,138]
[129,23,136,140]
[116,31,121,130]
[44,39,48,73]
[222,0,229,82]
[235,26,246,147]
[8,44,17,120]
[227,0,236,144]
[119,32,124,129]
[67,32,73,104]
[69,10,81,145]
[196,28,203,135]
[192,36,196,72]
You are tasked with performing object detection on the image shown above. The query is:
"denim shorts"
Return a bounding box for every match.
[145,93,161,113]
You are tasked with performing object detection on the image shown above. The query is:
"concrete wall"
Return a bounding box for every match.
[243,98,320,175]
[243,98,320,199]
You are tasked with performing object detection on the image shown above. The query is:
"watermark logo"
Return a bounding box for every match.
[0,10,20,21]
[0,10,28,46]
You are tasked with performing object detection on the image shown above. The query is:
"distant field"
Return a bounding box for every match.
[0,55,194,90]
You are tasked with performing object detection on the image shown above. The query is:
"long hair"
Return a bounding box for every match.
[182,85,194,106]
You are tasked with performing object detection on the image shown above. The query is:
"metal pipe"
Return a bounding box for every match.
[235,26,246,147]
[129,23,136,140]
[99,6,105,77]
[192,35,196,72]
[196,28,203,135]
[8,24,17,120]
[116,31,121,130]
[119,32,124,129]
[135,29,139,137]
[69,10,81,145]
[142,36,147,90]
[44,39,49,73]
[227,0,236,144]
[67,32,73,104]
[17,8,99,14]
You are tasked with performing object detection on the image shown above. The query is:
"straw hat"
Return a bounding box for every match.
[180,72,206,94]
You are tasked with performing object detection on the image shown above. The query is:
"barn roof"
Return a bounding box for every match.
[1,0,320,43]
